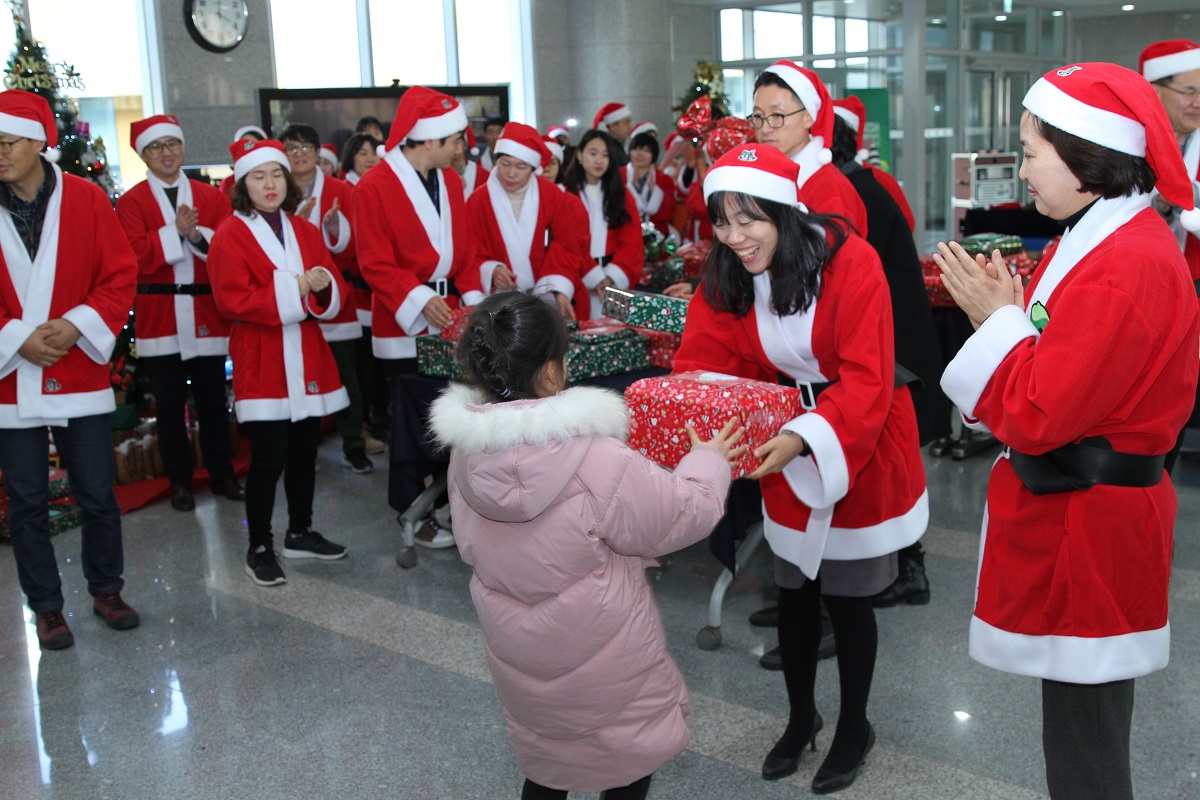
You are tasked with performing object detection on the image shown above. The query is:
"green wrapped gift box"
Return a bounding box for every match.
[955,232,1024,256]
[48,499,83,537]
[567,326,650,382]
[601,288,688,334]
[416,335,463,380]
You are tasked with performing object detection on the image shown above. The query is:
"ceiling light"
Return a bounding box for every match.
[930,17,943,24]
[995,14,1007,21]
[566,118,578,127]
[1121,4,1134,9]
[1051,10,1064,16]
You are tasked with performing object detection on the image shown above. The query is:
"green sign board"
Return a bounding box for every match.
[848,88,892,173]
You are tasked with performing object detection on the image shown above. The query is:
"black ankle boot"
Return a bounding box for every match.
[762,712,824,780]
[812,723,875,794]
[871,548,930,607]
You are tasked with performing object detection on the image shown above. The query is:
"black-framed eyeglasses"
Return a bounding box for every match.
[0,136,28,153]
[285,144,315,156]
[145,138,183,153]
[746,108,806,129]
[1159,81,1200,100]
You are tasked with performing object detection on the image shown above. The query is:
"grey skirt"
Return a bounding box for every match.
[774,552,898,598]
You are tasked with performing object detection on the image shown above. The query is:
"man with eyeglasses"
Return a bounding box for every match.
[1142,40,1200,283]
[0,90,138,649]
[748,60,867,237]
[116,114,241,513]
[277,124,374,474]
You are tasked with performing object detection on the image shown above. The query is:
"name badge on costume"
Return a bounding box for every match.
[1030,301,1049,333]
[307,381,319,393]
[199,325,209,336]
[44,378,61,393]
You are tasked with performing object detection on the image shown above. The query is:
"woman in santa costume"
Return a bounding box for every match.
[624,130,677,236]
[452,127,487,200]
[219,124,266,198]
[674,144,927,794]
[831,96,915,232]
[936,63,1200,800]
[465,122,586,320]
[561,129,644,319]
[338,131,381,187]
[207,139,351,588]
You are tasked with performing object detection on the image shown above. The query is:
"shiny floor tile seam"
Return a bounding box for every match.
[921,524,1200,604]
[203,569,1050,799]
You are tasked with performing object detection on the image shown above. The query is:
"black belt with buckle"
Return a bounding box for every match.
[137,283,213,296]
[349,275,372,292]
[777,363,922,411]
[424,278,459,298]
[595,255,614,267]
[1008,437,1165,495]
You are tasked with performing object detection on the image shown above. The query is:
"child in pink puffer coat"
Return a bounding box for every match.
[429,291,743,800]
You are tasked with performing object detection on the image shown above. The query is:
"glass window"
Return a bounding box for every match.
[720,9,745,61]
[812,16,835,56]
[1040,12,1065,57]
[270,0,360,89]
[722,68,750,119]
[752,9,804,59]
[926,0,957,49]
[372,0,448,86]
[457,0,511,84]
[845,18,869,53]
[966,8,1029,53]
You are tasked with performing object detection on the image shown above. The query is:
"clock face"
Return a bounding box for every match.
[185,0,249,53]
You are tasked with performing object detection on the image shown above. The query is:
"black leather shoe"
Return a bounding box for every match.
[762,712,824,780]
[872,552,930,608]
[212,475,245,501]
[170,485,195,511]
[749,605,779,627]
[812,724,875,794]
[759,645,783,670]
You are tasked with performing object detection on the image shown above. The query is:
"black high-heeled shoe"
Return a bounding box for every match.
[761,711,824,781]
[811,723,875,794]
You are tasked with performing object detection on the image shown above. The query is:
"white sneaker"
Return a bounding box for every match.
[415,520,455,549]
[432,503,452,529]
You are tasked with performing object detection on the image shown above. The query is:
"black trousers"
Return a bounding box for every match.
[520,773,652,800]
[1042,678,1135,800]
[142,353,234,488]
[241,417,321,548]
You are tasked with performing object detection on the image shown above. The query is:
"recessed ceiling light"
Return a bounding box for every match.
[1051,10,1064,15]
[995,14,1008,21]
[930,17,943,24]
[1121,3,1134,9]
[566,118,578,127]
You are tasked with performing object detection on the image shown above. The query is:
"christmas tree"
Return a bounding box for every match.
[676,60,732,119]
[3,0,120,202]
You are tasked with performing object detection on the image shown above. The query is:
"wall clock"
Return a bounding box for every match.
[184,0,249,53]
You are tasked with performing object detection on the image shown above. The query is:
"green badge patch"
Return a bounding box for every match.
[1030,301,1049,333]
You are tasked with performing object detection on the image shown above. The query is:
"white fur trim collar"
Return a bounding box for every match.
[430,383,628,454]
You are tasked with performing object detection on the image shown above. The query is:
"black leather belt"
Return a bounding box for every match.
[425,278,459,298]
[595,255,614,267]
[349,275,371,292]
[777,363,922,411]
[1008,437,1165,495]
[137,283,213,296]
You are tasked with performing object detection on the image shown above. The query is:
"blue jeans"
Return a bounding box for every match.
[0,414,124,612]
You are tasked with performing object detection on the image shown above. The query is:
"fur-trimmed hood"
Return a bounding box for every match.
[429,383,629,523]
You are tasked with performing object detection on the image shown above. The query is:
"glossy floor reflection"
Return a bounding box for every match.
[2,439,1199,799]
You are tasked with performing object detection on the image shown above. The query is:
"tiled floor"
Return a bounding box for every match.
[2,438,1199,799]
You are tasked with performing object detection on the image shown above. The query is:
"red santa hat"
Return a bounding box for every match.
[494,122,551,173]
[762,60,833,165]
[703,143,807,211]
[384,86,468,152]
[230,139,290,182]
[1139,39,1200,84]
[542,135,564,165]
[546,124,569,140]
[832,97,866,150]
[631,120,658,139]
[232,124,267,143]
[593,102,632,131]
[131,114,184,154]
[319,143,339,167]
[1024,62,1200,232]
[0,90,58,148]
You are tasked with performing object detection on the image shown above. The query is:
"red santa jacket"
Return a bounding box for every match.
[867,165,915,232]
[353,149,481,359]
[675,232,926,578]
[941,199,1199,683]
[116,175,232,359]
[459,160,485,199]
[571,184,644,319]
[207,211,350,423]
[466,174,586,301]
[622,165,676,235]
[0,166,137,426]
[297,171,360,342]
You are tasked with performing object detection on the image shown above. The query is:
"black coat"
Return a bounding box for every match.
[843,164,951,444]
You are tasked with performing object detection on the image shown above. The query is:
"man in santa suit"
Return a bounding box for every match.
[465,122,585,319]
[832,96,916,232]
[750,61,868,237]
[452,127,486,199]
[279,124,373,474]
[593,102,632,167]
[116,114,240,512]
[318,143,339,177]
[0,91,139,649]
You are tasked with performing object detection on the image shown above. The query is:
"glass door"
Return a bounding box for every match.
[965,65,1029,154]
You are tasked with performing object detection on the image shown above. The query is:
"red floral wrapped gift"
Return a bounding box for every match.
[920,255,957,308]
[438,306,476,342]
[625,371,802,478]
[631,327,683,369]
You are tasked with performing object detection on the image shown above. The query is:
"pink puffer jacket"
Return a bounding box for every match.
[430,383,731,792]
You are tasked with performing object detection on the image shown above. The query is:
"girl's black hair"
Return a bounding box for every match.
[1028,114,1156,200]
[829,115,859,169]
[562,129,632,228]
[629,132,660,163]
[702,191,848,318]
[340,132,383,175]
[230,166,303,216]
[456,291,570,403]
